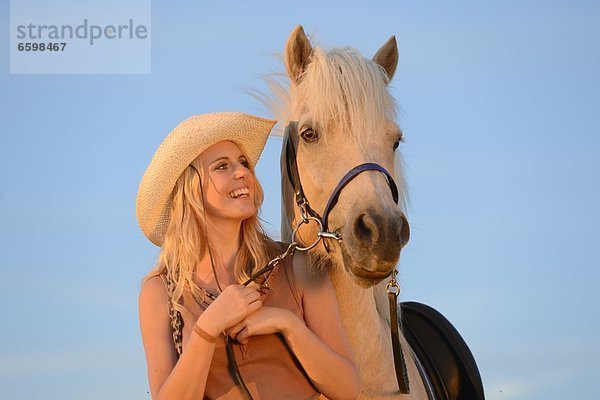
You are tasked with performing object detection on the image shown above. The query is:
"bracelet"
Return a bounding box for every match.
[193,324,218,343]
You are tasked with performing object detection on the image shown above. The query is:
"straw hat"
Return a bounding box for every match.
[136,112,276,246]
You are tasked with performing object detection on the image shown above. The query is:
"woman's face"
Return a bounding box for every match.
[199,141,258,222]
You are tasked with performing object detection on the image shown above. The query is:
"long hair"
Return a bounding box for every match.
[142,154,279,315]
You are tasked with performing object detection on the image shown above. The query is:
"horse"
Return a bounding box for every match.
[264,26,484,399]
[262,26,484,400]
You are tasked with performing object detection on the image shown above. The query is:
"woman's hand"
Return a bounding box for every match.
[196,284,262,337]
[227,306,297,344]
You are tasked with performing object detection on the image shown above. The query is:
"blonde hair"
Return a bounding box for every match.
[142,154,279,315]
[296,47,397,146]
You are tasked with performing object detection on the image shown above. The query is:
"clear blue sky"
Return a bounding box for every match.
[1,1,599,399]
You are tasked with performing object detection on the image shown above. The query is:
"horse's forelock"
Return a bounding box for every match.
[296,47,397,145]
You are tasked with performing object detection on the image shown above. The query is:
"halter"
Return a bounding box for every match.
[283,120,411,394]
[284,121,399,248]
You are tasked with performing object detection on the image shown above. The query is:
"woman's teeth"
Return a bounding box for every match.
[229,188,250,198]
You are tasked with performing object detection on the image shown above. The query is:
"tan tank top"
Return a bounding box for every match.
[163,256,323,400]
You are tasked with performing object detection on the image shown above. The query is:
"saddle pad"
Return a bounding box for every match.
[401,302,485,400]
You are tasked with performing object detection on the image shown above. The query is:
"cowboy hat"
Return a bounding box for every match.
[136,112,276,246]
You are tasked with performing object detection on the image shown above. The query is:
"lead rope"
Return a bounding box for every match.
[225,206,339,399]
[225,203,336,399]
[387,268,410,394]
[226,241,300,400]
[166,244,299,399]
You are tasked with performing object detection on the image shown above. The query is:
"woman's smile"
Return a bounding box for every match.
[228,187,250,199]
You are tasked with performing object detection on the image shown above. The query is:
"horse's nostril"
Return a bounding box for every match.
[354,213,376,241]
[399,215,410,246]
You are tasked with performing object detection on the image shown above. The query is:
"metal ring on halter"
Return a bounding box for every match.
[292,216,324,251]
[386,281,400,295]
[386,268,400,295]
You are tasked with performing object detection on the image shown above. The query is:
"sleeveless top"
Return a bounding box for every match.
[162,255,323,400]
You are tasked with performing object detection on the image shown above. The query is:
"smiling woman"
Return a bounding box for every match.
[136,112,359,400]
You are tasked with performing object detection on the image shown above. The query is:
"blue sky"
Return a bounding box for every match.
[1,1,599,399]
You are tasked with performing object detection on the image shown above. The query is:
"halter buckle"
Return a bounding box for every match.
[298,199,310,222]
[318,231,342,241]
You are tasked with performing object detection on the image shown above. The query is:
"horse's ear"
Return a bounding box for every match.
[284,25,313,85]
[373,35,399,82]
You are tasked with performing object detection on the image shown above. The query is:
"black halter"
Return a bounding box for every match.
[283,121,410,394]
[284,120,399,236]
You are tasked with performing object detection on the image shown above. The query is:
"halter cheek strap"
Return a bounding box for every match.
[284,121,322,220]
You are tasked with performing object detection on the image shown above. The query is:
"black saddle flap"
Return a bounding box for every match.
[400,301,485,400]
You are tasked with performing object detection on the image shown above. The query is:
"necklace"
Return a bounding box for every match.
[190,283,217,309]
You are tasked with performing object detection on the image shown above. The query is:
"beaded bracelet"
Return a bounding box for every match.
[193,324,218,343]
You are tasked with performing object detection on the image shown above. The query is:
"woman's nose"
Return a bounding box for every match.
[234,163,250,179]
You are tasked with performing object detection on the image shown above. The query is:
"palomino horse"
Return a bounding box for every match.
[273,26,427,399]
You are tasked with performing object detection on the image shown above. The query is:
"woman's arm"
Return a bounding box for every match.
[139,276,262,400]
[231,252,359,400]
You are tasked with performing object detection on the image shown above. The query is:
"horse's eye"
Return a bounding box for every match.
[393,135,404,151]
[300,128,319,143]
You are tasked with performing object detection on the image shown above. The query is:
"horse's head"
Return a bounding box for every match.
[280,26,410,288]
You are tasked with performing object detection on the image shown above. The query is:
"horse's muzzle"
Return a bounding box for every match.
[338,208,409,284]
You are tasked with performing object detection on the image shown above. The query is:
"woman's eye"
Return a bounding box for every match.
[240,160,250,168]
[216,163,228,170]
[300,128,319,143]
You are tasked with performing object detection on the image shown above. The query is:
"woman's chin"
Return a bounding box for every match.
[237,205,258,220]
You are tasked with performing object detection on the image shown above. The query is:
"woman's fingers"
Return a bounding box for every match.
[201,284,264,332]
[236,327,250,344]
[227,321,246,339]
[248,299,262,312]
[244,290,261,303]
[228,319,253,344]
[239,285,254,294]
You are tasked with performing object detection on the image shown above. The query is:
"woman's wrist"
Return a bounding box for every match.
[193,324,218,343]
[195,313,222,338]
[280,309,305,341]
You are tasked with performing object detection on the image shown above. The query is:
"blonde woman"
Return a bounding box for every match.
[137,112,358,400]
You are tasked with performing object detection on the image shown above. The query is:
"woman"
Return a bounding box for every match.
[137,112,359,400]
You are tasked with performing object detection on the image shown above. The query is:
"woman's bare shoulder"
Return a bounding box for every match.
[138,275,179,398]
[139,274,174,357]
[139,275,169,314]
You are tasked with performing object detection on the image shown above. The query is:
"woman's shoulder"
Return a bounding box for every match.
[139,274,170,311]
